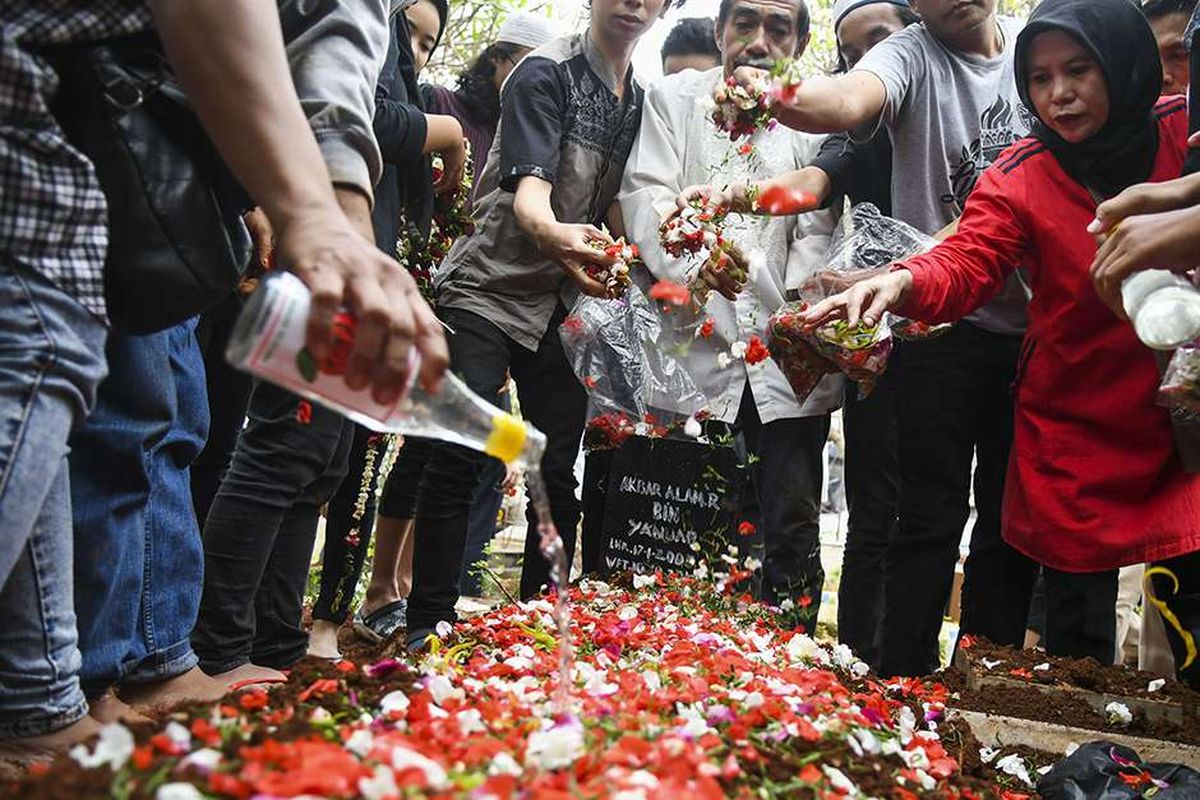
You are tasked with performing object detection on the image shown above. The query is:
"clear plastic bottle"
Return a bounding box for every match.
[226,272,544,466]
[1121,270,1200,351]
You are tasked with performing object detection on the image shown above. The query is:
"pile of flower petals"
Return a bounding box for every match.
[21,576,1027,799]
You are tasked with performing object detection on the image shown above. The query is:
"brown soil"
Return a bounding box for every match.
[962,638,1200,705]
[945,639,1200,746]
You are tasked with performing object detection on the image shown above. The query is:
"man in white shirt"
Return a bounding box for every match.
[619,0,839,631]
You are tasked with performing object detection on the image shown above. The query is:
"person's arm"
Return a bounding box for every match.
[755,70,886,135]
[277,0,389,200]
[513,178,612,297]
[802,168,1029,329]
[151,0,447,401]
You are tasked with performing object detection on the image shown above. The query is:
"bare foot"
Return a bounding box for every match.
[0,716,103,775]
[118,667,226,715]
[89,689,153,726]
[307,620,342,660]
[211,663,287,691]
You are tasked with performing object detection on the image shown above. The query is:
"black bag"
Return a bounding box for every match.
[49,35,252,334]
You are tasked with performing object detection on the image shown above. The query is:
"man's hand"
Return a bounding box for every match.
[720,66,771,105]
[1089,173,1200,238]
[676,184,736,214]
[800,270,913,330]
[276,188,448,402]
[434,137,467,196]
[532,222,614,298]
[1090,205,1200,318]
[698,245,749,301]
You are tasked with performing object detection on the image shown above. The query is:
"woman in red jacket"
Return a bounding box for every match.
[803,0,1200,684]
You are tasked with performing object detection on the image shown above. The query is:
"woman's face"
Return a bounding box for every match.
[492,46,532,91]
[406,0,441,74]
[1025,30,1110,144]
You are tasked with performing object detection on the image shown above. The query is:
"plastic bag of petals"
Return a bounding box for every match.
[1159,339,1200,414]
[799,203,952,342]
[559,283,709,450]
[768,301,894,402]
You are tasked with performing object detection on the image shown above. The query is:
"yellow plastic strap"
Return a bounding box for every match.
[1144,566,1198,670]
[484,413,527,464]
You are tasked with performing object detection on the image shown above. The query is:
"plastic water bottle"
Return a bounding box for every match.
[1121,270,1200,351]
[226,271,544,466]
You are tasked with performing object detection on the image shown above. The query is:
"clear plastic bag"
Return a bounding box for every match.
[768,301,893,402]
[797,203,952,342]
[560,283,709,451]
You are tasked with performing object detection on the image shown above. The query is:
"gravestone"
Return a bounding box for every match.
[599,437,744,577]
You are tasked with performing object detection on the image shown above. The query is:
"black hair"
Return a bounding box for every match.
[834,3,920,73]
[661,17,721,64]
[716,0,810,42]
[455,41,524,127]
[1141,0,1198,21]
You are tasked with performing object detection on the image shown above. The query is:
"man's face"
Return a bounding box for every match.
[663,52,723,75]
[718,0,809,74]
[595,0,671,46]
[913,0,998,42]
[837,4,907,69]
[1150,11,1191,96]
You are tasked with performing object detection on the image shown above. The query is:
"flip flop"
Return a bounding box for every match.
[353,599,408,644]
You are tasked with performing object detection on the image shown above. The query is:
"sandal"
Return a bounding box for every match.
[353,599,408,644]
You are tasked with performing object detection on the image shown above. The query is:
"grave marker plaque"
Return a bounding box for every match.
[599,437,743,577]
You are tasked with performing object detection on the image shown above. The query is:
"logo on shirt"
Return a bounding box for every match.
[941,95,1020,214]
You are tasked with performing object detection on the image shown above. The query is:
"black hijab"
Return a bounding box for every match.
[1014,0,1162,197]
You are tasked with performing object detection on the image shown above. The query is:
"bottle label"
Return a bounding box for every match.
[241,272,411,424]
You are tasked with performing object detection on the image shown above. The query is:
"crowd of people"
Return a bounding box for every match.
[3,0,1200,772]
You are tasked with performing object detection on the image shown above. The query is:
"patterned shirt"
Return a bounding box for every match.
[1,2,154,319]
[434,32,643,351]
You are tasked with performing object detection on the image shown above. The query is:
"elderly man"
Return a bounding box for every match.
[619,0,838,631]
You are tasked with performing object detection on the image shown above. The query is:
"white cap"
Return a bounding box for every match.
[496,11,561,51]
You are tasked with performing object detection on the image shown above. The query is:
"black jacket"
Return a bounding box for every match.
[371,9,434,253]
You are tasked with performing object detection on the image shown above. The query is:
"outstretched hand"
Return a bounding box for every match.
[534,222,616,298]
[799,270,913,330]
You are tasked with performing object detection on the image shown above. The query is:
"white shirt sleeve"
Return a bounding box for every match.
[618,76,694,285]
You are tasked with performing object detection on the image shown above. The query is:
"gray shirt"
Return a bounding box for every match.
[435,33,643,351]
[854,17,1031,336]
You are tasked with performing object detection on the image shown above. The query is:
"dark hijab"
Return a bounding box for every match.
[1014,0,1163,197]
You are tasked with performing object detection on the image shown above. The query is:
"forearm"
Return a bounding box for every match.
[424,115,465,155]
[772,74,884,135]
[733,168,832,214]
[152,0,339,227]
[513,178,560,243]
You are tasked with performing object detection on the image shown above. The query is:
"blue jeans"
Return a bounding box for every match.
[0,261,108,738]
[70,320,209,697]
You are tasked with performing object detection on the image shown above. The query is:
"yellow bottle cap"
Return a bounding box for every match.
[484,413,527,464]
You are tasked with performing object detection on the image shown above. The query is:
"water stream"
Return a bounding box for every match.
[524,467,574,718]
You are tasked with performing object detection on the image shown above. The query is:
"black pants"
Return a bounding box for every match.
[192,380,353,673]
[406,306,586,635]
[877,322,1038,677]
[192,293,254,525]
[737,390,830,631]
[838,348,902,668]
[312,424,386,625]
[1045,551,1200,688]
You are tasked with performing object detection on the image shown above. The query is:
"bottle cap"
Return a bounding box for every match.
[485,413,528,463]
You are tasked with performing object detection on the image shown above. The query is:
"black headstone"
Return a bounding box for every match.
[598,437,744,577]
